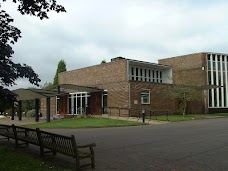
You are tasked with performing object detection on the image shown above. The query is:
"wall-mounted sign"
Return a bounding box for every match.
[134,100,138,104]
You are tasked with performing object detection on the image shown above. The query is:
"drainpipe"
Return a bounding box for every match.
[46,97,51,122]
[18,101,22,121]
[11,101,14,120]
[35,98,39,122]
[129,83,131,109]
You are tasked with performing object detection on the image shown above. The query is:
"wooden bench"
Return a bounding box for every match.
[0,124,96,170]
[0,124,15,141]
[37,129,96,170]
[13,125,39,147]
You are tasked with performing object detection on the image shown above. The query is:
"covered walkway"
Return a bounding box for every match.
[11,84,103,122]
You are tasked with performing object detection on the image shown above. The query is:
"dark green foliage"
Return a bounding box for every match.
[0,0,66,101]
[101,60,106,64]
[22,100,35,112]
[0,92,13,113]
[2,0,66,20]
[53,60,67,87]
[41,82,54,90]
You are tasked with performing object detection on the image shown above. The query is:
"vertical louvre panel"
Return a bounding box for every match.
[208,53,228,108]
[225,55,228,107]
[220,55,224,107]
[215,55,219,107]
[210,54,214,107]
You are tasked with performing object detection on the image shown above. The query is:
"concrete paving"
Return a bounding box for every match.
[46,118,228,171]
[1,117,228,170]
[0,117,46,125]
[94,115,169,125]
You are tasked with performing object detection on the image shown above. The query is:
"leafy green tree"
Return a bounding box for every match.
[0,94,13,113]
[101,60,106,64]
[53,60,67,87]
[0,0,66,102]
[169,85,201,116]
[41,82,54,90]
[168,70,205,116]
[22,100,35,112]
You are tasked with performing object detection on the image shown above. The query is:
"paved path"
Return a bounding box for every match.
[1,117,228,170]
[95,115,169,125]
[45,118,228,171]
[0,117,46,125]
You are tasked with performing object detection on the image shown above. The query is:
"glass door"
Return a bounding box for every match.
[68,92,90,114]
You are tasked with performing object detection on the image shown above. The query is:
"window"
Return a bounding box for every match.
[140,68,143,81]
[160,71,162,83]
[141,89,150,104]
[136,68,139,81]
[131,67,134,80]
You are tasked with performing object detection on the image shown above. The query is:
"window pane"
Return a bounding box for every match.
[141,90,150,104]
[142,95,149,103]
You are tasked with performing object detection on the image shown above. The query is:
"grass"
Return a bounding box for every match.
[0,145,70,171]
[27,118,145,128]
[148,113,228,122]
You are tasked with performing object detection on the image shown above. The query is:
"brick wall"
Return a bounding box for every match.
[159,53,207,86]
[159,53,207,114]
[130,81,176,114]
[96,82,129,108]
[59,59,128,86]
[40,97,56,116]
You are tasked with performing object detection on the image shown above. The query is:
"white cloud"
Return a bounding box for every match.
[1,0,228,89]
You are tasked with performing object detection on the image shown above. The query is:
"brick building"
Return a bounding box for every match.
[40,52,228,116]
[159,52,228,114]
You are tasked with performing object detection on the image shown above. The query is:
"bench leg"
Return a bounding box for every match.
[53,150,56,155]
[76,158,80,171]
[91,155,95,169]
[90,147,95,169]
[40,146,44,156]
[15,139,19,148]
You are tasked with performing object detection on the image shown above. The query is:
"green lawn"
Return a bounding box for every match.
[0,145,70,171]
[148,113,228,122]
[27,118,145,128]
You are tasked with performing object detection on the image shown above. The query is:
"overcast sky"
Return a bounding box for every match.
[2,0,228,90]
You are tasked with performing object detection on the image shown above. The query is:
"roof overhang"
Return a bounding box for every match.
[128,60,171,70]
[59,84,103,93]
[13,84,103,101]
[172,84,222,93]
[12,89,60,101]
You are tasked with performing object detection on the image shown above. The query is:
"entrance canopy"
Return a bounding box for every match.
[12,89,60,101]
[13,84,103,101]
[59,84,103,93]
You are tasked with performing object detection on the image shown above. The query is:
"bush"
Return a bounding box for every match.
[26,109,35,118]
[4,108,12,117]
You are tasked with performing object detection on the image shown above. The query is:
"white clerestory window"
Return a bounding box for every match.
[141,89,150,104]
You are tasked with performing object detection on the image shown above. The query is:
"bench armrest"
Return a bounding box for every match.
[78,143,96,148]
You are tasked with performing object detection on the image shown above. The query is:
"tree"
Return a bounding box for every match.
[0,1,66,103]
[53,60,67,87]
[101,60,106,64]
[41,82,54,90]
[168,85,201,116]
[22,100,35,112]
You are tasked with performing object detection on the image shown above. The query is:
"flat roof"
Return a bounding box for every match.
[13,84,103,101]
[128,59,171,69]
[159,52,228,61]
[59,84,103,93]
[12,89,59,101]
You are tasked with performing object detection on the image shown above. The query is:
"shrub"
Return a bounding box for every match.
[26,109,35,118]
